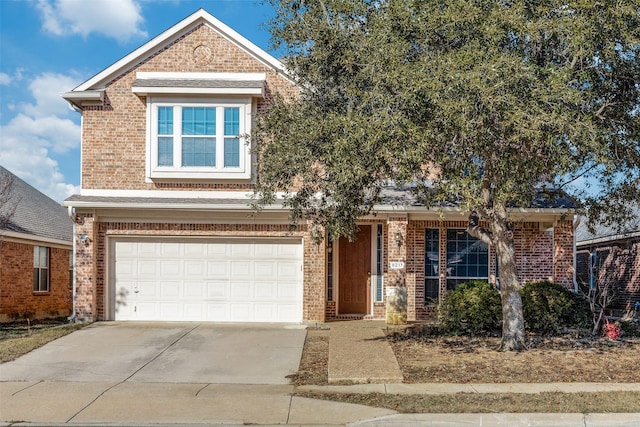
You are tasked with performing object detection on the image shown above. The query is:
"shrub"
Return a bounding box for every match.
[520,281,591,335]
[618,319,640,338]
[438,280,502,336]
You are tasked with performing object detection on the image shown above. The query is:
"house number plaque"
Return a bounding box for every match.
[389,261,405,269]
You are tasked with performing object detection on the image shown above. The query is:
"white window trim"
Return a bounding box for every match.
[146,96,252,180]
[33,246,50,293]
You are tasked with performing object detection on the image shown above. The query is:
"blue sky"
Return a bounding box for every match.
[0,0,277,202]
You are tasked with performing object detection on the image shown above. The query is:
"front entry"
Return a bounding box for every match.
[338,225,371,314]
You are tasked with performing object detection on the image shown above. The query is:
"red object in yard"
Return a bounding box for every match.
[604,318,621,341]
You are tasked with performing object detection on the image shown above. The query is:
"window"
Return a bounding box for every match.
[33,246,49,292]
[147,98,251,179]
[424,228,490,303]
[446,229,489,290]
[424,228,440,303]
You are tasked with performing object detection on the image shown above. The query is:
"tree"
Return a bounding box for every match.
[254,0,640,350]
[0,168,19,248]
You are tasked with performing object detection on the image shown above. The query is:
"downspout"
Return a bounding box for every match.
[572,216,580,293]
[67,206,77,322]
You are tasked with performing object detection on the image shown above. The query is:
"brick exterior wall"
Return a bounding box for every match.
[576,237,640,315]
[73,218,325,322]
[81,23,298,192]
[0,240,72,322]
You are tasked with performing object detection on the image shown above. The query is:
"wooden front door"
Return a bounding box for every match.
[338,225,371,314]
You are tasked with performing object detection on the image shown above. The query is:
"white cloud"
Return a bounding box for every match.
[0,72,82,202]
[0,148,79,203]
[21,73,80,118]
[36,0,147,43]
[0,73,10,85]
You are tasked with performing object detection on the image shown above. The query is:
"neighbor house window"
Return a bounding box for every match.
[147,98,251,179]
[424,228,440,303]
[446,229,489,290]
[33,246,49,292]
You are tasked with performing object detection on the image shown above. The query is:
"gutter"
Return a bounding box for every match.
[67,206,77,322]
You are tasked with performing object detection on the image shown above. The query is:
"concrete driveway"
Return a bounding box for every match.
[0,322,306,384]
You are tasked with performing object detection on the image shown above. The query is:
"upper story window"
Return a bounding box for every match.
[134,72,267,181]
[148,99,251,180]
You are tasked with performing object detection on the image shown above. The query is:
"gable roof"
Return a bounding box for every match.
[0,166,73,244]
[66,9,290,95]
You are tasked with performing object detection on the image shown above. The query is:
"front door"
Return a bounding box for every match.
[338,225,371,314]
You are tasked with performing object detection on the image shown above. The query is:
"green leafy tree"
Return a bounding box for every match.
[254,0,640,350]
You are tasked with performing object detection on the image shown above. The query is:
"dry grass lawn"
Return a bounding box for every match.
[0,322,87,363]
[292,325,640,413]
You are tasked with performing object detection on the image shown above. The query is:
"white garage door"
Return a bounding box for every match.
[112,238,303,322]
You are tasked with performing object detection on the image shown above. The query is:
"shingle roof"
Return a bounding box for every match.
[576,204,640,244]
[0,166,73,243]
[378,186,577,209]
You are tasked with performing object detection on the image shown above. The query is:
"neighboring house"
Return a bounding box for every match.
[61,9,576,324]
[0,166,73,322]
[576,207,640,316]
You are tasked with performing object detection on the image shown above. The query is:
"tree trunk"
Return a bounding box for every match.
[492,219,527,351]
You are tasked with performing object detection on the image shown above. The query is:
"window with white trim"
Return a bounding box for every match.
[33,246,50,292]
[147,98,252,179]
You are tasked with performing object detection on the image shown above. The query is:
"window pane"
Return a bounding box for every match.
[424,228,439,278]
[182,107,215,136]
[182,137,215,166]
[158,106,173,135]
[158,137,173,166]
[224,138,240,167]
[445,229,489,289]
[425,278,439,301]
[224,107,240,135]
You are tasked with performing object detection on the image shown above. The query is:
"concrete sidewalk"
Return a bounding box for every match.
[0,381,394,425]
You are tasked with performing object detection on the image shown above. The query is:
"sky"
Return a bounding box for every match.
[0,0,278,202]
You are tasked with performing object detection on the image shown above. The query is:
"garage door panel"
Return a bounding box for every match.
[254,304,275,321]
[230,303,251,320]
[160,260,181,276]
[183,303,204,320]
[207,281,227,298]
[255,262,275,277]
[231,244,252,257]
[207,303,227,320]
[231,282,251,298]
[160,281,180,297]
[184,282,205,297]
[278,282,299,299]
[113,238,302,322]
[207,261,228,277]
[230,261,251,277]
[138,260,157,275]
[277,262,299,278]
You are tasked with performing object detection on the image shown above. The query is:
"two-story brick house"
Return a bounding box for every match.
[62,9,576,323]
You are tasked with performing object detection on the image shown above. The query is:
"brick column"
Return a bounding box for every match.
[303,223,326,322]
[387,216,409,319]
[75,213,97,321]
[554,219,575,289]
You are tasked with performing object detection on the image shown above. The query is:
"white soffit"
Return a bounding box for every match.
[131,72,267,96]
[71,9,290,92]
